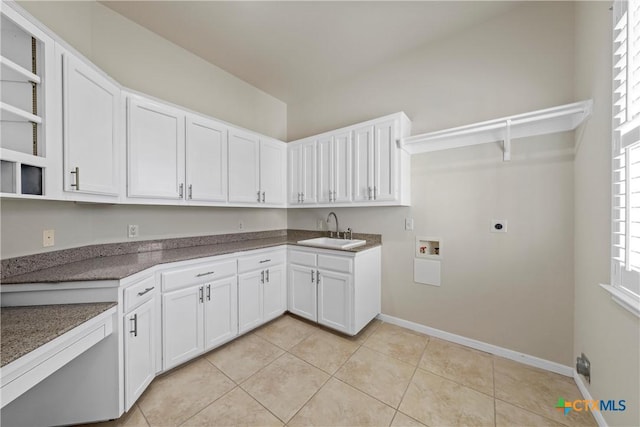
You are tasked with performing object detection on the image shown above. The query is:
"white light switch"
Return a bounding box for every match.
[405,218,414,231]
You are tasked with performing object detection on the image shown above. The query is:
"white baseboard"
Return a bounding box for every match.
[376,313,574,377]
[573,370,608,427]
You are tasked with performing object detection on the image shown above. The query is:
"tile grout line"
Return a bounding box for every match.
[493,397,572,427]
[492,358,497,427]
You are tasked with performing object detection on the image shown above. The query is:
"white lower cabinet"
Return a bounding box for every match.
[238,248,287,333]
[122,275,157,411]
[288,246,381,335]
[161,259,238,370]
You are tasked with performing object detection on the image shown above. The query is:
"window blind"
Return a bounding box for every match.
[612,0,640,299]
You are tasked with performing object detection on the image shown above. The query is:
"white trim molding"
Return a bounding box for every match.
[600,284,640,318]
[573,370,609,427]
[376,313,573,377]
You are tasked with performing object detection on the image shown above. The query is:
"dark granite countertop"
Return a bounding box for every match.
[1,230,381,285]
[1,302,117,367]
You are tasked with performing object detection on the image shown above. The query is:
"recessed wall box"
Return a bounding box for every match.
[416,236,441,259]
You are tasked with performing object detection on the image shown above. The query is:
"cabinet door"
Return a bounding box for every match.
[317,269,352,334]
[263,264,286,322]
[353,125,374,202]
[373,119,397,201]
[62,52,119,197]
[186,116,227,202]
[124,298,155,411]
[204,276,238,351]
[128,97,185,199]
[238,270,263,333]
[332,131,352,203]
[228,129,260,203]
[317,136,332,204]
[301,140,317,203]
[288,264,317,322]
[162,285,204,370]
[260,138,286,205]
[288,144,302,204]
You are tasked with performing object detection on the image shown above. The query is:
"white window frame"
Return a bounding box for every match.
[603,0,640,317]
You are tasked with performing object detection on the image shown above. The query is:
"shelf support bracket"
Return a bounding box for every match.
[503,119,512,161]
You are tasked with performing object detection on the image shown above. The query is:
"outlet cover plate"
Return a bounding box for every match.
[127,224,139,238]
[491,220,507,233]
[43,229,55,247]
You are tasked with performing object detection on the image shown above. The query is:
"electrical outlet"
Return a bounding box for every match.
[127,224,139,238]
[491,220,508,233]
[43,229,55,247]
[405,218,414,231]
[238,221,244,230]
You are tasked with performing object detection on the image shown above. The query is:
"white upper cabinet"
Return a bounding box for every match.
[288,139,316,205]
[318,131,352,204]
[127,96,185,200]
[185,115,227,202]
[1,5,57,199]
[61,48,120,198]
[260,138,286,206]
[228,128,260,203]
[288,112,411,207]
[229,129,286,206]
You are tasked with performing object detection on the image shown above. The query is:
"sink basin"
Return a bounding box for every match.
[297,237,367,250]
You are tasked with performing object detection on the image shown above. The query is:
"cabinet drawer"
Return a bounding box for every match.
[289,250,317,267]
[238,250,285,273]
[124,275,157,312]
[318,254,353,273]
[162,260,236,292]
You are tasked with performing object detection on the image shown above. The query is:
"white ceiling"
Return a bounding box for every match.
[100,1,519,104]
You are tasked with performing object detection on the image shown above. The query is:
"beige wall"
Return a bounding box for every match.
[573,3,640,426]
[288,2,576,365]
[17,1,287,140]
[1,200,286,258]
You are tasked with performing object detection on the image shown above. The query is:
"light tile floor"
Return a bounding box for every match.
[91,314,597,427]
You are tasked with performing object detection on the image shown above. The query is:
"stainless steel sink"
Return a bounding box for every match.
[296,237,367,250]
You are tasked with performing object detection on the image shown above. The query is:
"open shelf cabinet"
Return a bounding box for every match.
[1,4,55,197]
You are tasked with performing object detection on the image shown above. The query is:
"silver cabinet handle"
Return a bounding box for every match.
[206,284,211,301]
[199,286,204,303]
[179,183,184,198]
[259,259,271,264]
[368,187,372,200]
[266,269,270,283]
[301,192,305,202]
[257,190,261,202]
[137,286,155,296]
[196,271,215,277]
[130,314,138,337]
[373,186,377,200]
[298,192,302,203]
[188,184,193,199]
[262,191,265,203]
[311,269,315,283]
[261,270,265,284]
[317,270,321,284]
[70,167,80,190]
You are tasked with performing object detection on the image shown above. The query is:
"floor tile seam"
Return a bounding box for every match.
[493,397,571,427]
[395,408,434,427]
[176,384,243,427]
[329,376,399,415]
[280,368,334,424]
[360,340,425,367]
[200,353,241,387]
[492,358,497,427]
[413,364,495,399]
[309,333,364,376]
[135,403,152,427]
[236,350,289,387]
[396,336,430,412]
[231,382,290,427]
